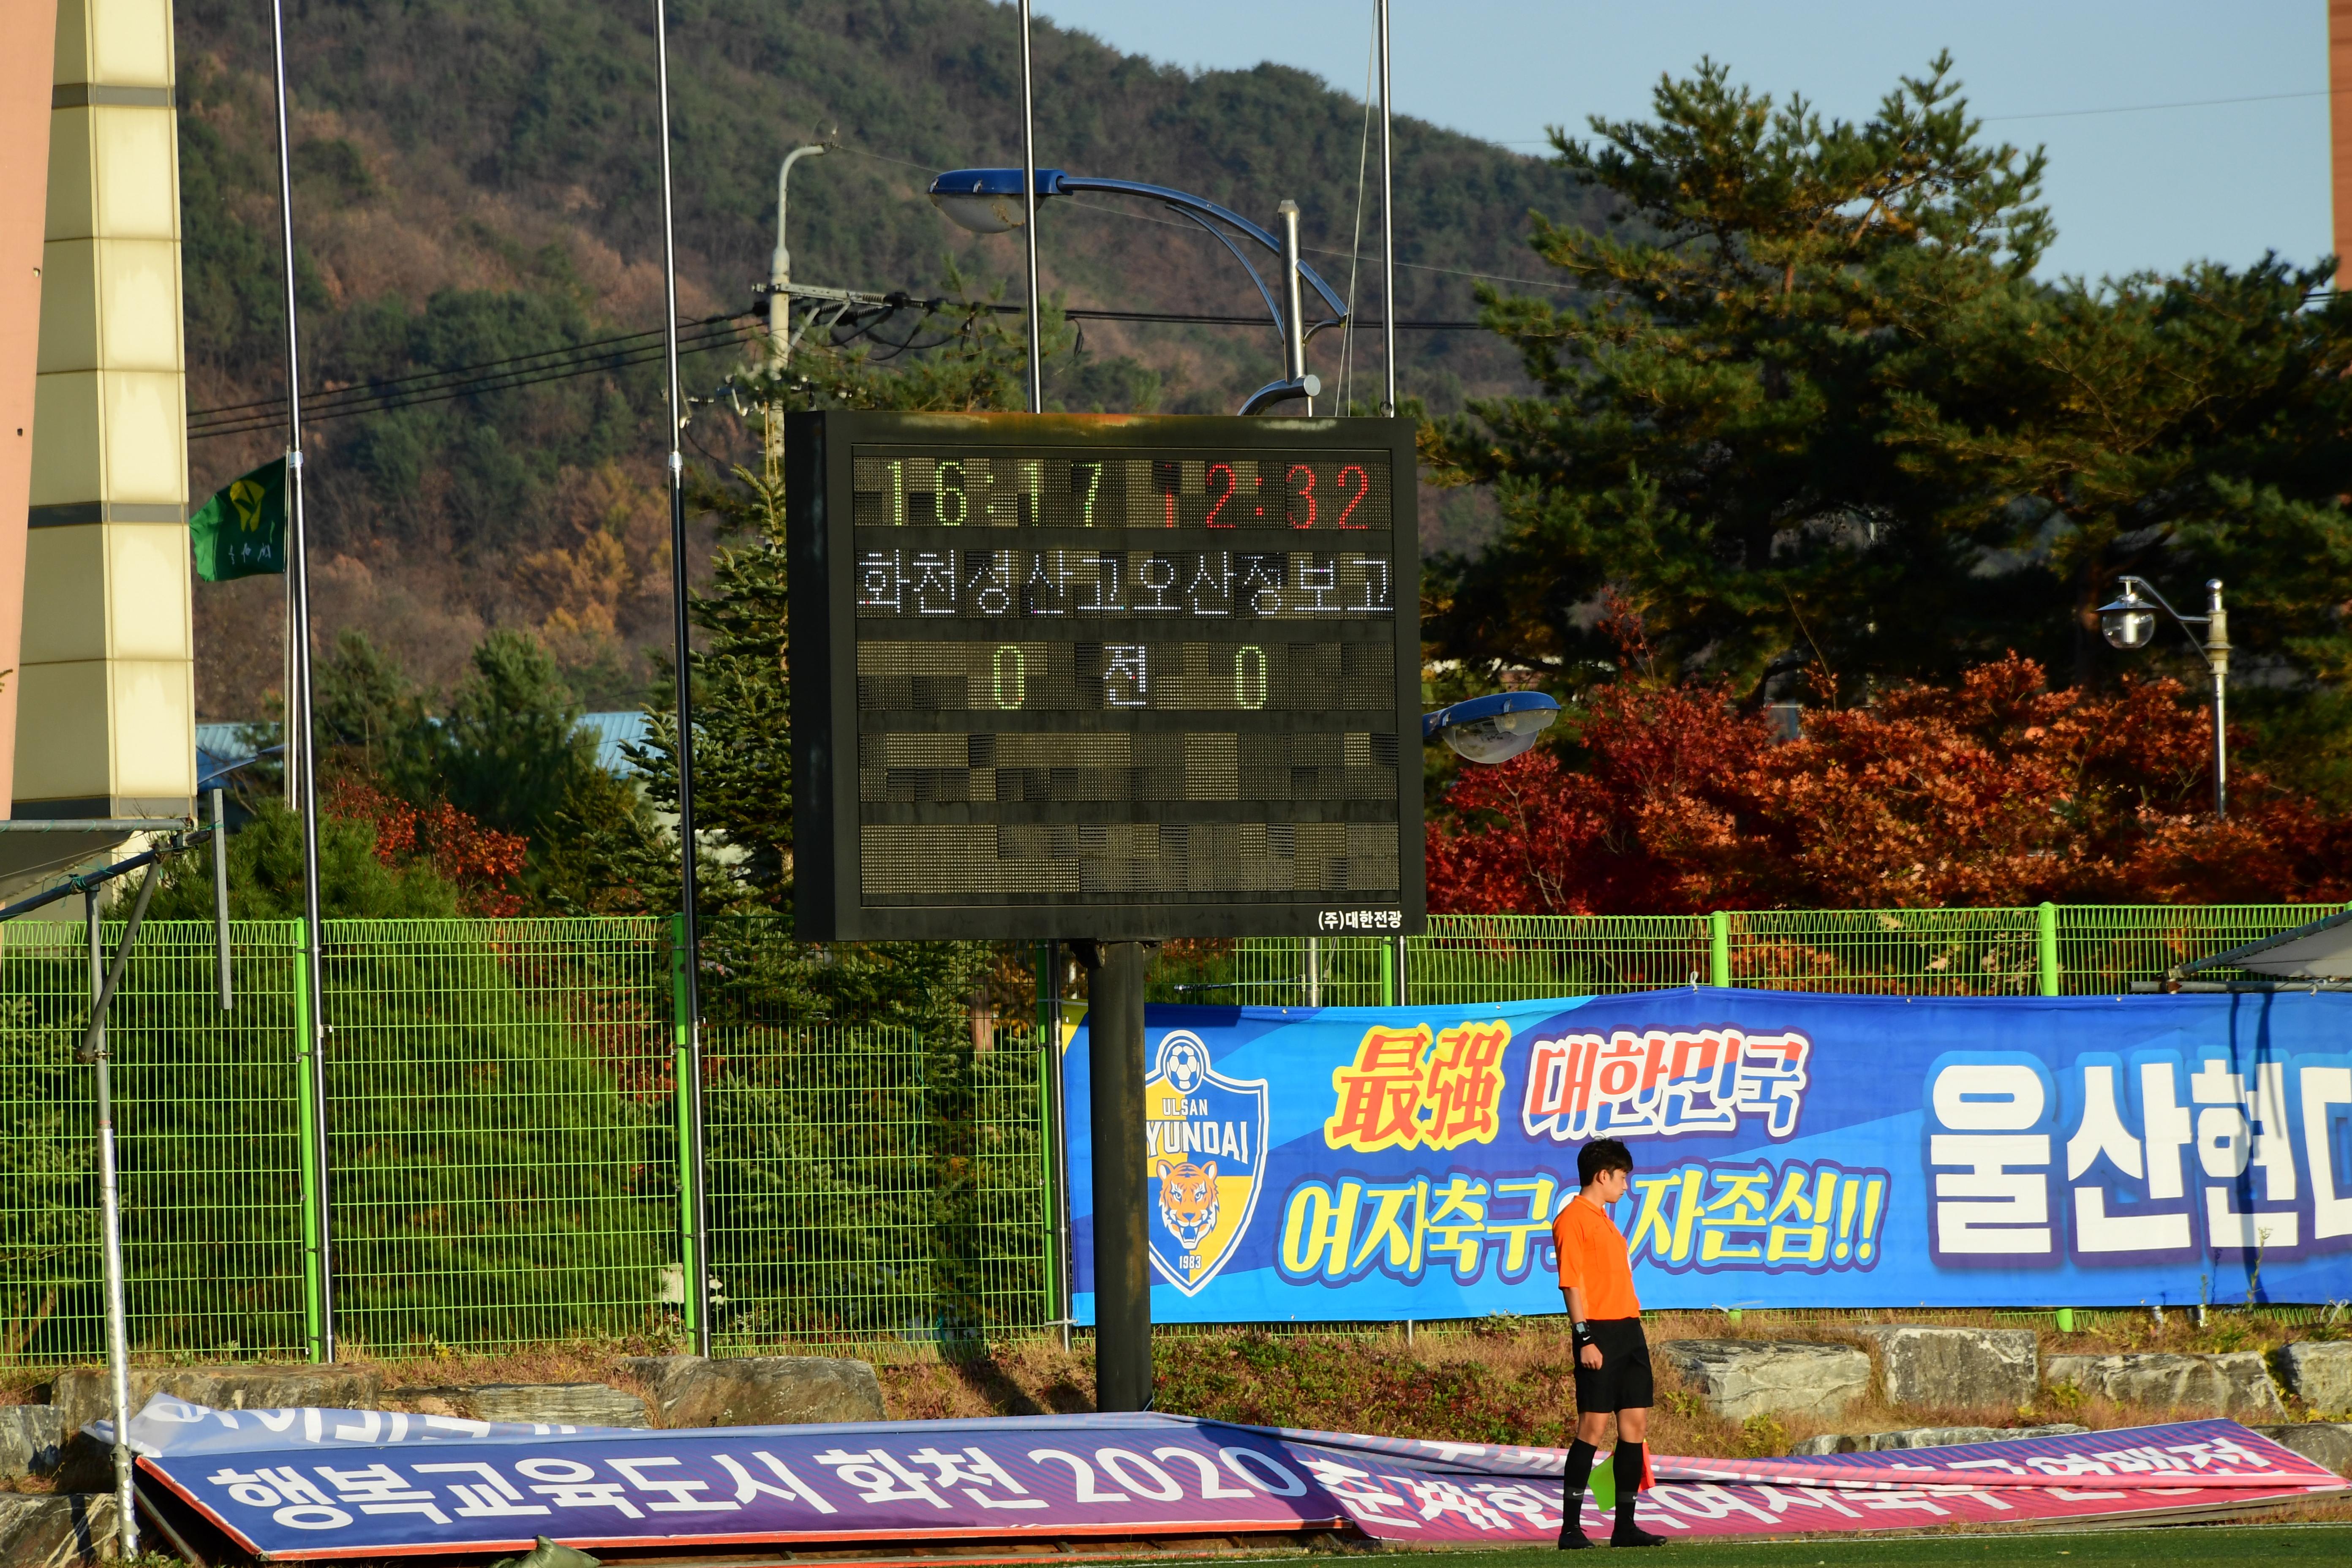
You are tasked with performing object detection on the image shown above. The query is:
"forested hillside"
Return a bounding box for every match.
[174,0,1600,716]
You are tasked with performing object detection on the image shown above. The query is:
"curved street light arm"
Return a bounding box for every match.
[1051,174,1352,320]
[2115,573,2210,631]
[1158,202,1286,346]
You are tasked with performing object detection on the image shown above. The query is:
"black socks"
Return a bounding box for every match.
[1558,1439,1598,1543]
[1612,1440,1665,1546]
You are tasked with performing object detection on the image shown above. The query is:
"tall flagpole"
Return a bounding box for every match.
[652,0,712,1357]
[269,0,334,1364]
[1018,0,1043,413]
[1377,0,1396,416]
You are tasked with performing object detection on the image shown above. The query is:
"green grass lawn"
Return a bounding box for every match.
[1131,1525,2352,1568]
[1280,1526,2352,1568]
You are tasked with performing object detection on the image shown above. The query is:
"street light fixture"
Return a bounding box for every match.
[768,144,828,372]
[2094,575,2232,817]
[1423,691,1562,765]
[927,166,1350,414]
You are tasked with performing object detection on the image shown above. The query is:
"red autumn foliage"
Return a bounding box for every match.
[1426,655,2352,914]
[327,776,530,916]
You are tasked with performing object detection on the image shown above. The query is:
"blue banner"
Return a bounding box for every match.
[1062,990,2352,1321]
[119,1399,2346,1557]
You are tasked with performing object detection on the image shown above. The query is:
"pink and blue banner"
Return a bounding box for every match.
[1063,990,2352,1321]
[118,1399,2345,1558]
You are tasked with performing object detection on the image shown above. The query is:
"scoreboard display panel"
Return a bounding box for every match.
[788,411,1424,940]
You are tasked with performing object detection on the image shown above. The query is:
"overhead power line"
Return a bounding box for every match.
[185,299,1498,442]
[190,312,749,419]
[187,315,754,442]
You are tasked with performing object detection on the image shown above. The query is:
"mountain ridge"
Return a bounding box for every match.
[174,0,1601,716]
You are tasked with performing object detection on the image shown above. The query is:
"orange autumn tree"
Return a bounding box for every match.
[327,776,528,917]
[1426,655,2352,914]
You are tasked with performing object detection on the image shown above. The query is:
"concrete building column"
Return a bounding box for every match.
[20,0,196,821]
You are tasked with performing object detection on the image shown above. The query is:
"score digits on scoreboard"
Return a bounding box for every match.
[788,412,1424,941]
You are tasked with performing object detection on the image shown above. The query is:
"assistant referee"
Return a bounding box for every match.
[1550,1138,1666,1549]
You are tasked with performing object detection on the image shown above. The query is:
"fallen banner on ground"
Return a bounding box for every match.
[105,1398,2347,1560]
[1062,991,2352,1320]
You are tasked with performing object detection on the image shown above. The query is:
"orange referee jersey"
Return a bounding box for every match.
[1552,1190,1640,1319]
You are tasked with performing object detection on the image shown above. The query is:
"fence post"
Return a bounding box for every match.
[1709,911,1731,988]
[2037,902,2060,996]
[1379,936,1395,1007]
[670,913,702,1345]
[291,918,327,1363]
[1034,1015,1060,1331]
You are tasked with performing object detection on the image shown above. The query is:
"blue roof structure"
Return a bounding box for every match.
[195,712,652,789]
[578,710,651,775]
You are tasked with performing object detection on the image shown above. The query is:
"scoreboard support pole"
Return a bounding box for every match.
[1076,939,1156,1411]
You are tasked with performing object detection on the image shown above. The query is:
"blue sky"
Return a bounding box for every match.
[1034,1,2331,284]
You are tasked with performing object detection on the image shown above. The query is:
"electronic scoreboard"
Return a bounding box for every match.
[787,412,1424,941]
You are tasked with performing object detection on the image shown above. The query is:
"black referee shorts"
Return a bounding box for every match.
[1573,1317,1653,1413]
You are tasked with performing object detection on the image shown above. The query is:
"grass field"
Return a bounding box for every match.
[1143,1525,2352,1568]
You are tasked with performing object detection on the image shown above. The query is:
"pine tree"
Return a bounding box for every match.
[1424,54,2352,797]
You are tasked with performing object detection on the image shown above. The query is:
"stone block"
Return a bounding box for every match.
[2249,1422,2352,1476]
[1656,1340,1871,1423]
[618,1355,884,1428]
[1853,1326,2038,1410]
[0,1405,65,1476]
[457,1384,651,1428]
[2276,1342,2352,1416]
[2042,1350,2284,1417]
[0,1493,118,1567]
[1789,1423,2088,1456]
[50,1364,382,1436]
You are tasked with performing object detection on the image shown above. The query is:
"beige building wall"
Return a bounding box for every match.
[20,0,196,820]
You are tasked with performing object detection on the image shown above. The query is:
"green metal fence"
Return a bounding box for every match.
[319,918,678,1355]
[0,919,309,1365]
[2,903,2337,1365]
[0,917,1055,1365]
[1205,904,2344,1007]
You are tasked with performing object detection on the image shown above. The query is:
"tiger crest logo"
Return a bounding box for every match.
[1144,1031,1269,1296]
[1156,1158,1220,1252]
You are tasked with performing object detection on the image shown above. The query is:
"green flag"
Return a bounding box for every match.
[189,456,289,582]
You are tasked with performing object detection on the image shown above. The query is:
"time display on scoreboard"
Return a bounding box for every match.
[789,412,1424,941]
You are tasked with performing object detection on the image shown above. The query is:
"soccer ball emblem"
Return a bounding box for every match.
[1162,1038,1205,1094]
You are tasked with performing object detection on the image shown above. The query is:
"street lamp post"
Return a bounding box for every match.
[927,167,1350,413]
[2096,576,2232,817]
[763,144,828,480]
[769,144,828,373]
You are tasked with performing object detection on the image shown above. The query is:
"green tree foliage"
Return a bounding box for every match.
[430,631,602,847]
[1424,56,2352,797]
[148,798,467,922]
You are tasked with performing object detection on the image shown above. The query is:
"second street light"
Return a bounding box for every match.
[2096,575,2232,817]
[927,167,1350,413]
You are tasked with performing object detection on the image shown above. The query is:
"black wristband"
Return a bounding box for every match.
[1571,1320,1593,1347]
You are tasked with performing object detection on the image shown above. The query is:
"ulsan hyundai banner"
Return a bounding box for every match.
[111,1400,2345,1557]
[1061,991,2352,1320]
